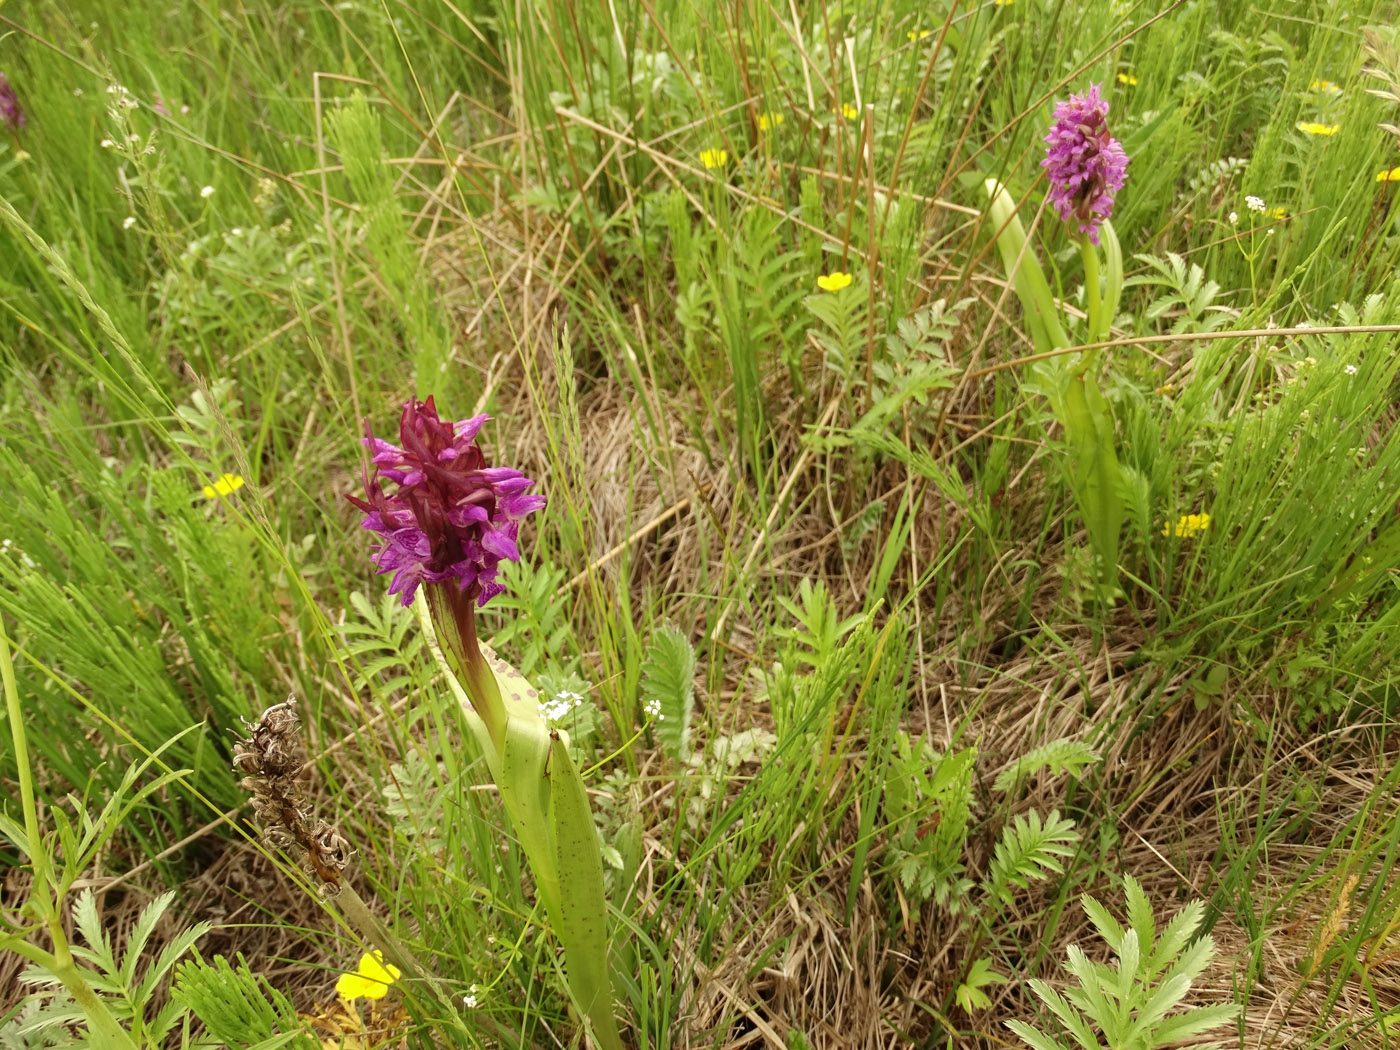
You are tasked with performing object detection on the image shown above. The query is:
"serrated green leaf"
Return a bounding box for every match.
[640,624,696,760]
[993,738,1101,792]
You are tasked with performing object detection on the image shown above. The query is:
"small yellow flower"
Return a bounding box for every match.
[1295,121,1340,136]
[1376,166,1400,183]
[699,148,728,170]
[1267,206,1287,220]
[907,28,931,41]
[1162,513,1211,538]
[816,271,853,292]
[993,0,1014,6]
[1309,79,1342,97]
[201,473,245,499]
[839,102,859,120]
[757,112,784,132]
[335,951,401,1001]
[1117,73,1138,86]
[1154,383,1176,396]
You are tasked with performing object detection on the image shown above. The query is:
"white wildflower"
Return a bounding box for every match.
[200,185,215,198]
[1228,211,1238,224]
[1245,195,1266,213]
[540,689,583,724]
[1344,364,1358,375]
[122,216,136,230]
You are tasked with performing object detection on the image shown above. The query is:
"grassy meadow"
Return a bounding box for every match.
[3,0,1400,1046]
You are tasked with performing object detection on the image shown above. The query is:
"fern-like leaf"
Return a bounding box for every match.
[172,954,318,1050]
[983,809,1078,905]
[993,738,1101,792]
[641,624,696,760]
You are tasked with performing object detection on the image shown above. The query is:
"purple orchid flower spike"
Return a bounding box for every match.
[348,397,545,746]
[0,74,26,134]
[1041,83,1129,245]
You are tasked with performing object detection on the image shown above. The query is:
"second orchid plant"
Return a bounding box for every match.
[348,398,623,1050]
[985,84,1129,601]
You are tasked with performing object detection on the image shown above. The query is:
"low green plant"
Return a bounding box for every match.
[1006,877,1237,1050]
[882,732,1099,1015]
[0,616,200,1049]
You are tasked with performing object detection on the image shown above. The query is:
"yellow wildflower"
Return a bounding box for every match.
[699,148,728,170]
[1154,383,1176,396]
[1117,73,1138,86]
[1295,121,1340,136]
[201,473,245,499]
[839,102,859,120]
[757,112,784,132]
[907,29,931,41]
[1162,513,1211,538]
[994,0,1014,5]
[1376,166,1400,182]
[1267,206,1287,220]
[816,271,853,292]
[336,951,401,1001]
[1309,79,1342,97]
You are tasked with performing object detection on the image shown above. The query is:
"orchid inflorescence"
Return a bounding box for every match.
[0,73,24,134]
[348,397,544,610]
[1041,83,1129,245]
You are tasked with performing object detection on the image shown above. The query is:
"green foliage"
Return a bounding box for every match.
[0,994,83,1050]
[1125,253,1233,334]
[4,0,1400,1045]
[956,957,1009,1013]
[479,557,574,678]
[325,92,450,390]
[983,810,1080,908]
[804,277,867,381]
[994,738,1102,793]
[884,735,977,915]
[853,299,967,436]
[19,891,209,1046]
[775,579,864,670]
[640,624,697,761]
[171,954,317,1050]
[338,590,430,697]
[1006,877,1237,1050]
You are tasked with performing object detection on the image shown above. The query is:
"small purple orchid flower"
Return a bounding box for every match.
[0,74,26,134]
[1041,83,1128,245]
[348,397,544,745]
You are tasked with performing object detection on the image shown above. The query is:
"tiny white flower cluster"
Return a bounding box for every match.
[99,83,158,161]
[463,984,483,1009]
[200,184,215,199]
[1344,364,1358,376]
[106,82,139,111]
[540,689,583,723]
[1228,211,1238,224]
[643,695,662,720]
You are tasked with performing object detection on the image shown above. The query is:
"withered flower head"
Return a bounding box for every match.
[235,698,349,896]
